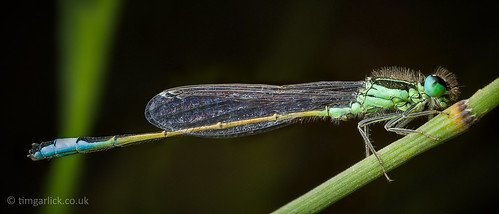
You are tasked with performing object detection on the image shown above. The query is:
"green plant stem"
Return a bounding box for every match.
[41,1,120,214]
[273,77,499,214]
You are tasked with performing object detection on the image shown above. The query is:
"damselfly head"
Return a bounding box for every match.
[424,67,459,107]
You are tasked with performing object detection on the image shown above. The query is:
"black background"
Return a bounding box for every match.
[5,1,498,213]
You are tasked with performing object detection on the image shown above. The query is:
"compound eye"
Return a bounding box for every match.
[424,75,447,97]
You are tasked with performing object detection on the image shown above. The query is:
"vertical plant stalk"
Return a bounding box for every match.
[273,77,499,214]
[41,1,120,214]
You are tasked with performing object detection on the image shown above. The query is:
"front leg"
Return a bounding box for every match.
[383,109,442,140]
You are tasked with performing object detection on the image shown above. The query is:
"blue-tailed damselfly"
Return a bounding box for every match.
[28,66,459,181]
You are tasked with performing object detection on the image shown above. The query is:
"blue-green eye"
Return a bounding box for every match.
[424,75,447,97]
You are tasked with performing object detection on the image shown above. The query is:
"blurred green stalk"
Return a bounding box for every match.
[41,0,120,213]
[274,77,499,214]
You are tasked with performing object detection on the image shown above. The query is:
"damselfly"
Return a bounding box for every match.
[28,66,459,180]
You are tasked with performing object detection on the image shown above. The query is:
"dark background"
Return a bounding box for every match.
[5,0,498,213]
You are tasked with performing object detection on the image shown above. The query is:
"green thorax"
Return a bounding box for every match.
[327,76,429,120]
[353,77,429,114]
[327,67,458,121]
